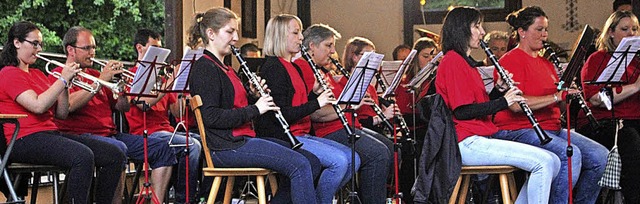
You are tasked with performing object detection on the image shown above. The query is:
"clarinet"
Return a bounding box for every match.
[330,57,395,133]
[480,40,552,145]
[543,42,600,129]
[371,62,412,137]
[300,45,354,136]
[230,45,303,149]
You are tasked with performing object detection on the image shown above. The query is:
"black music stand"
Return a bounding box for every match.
[158,47,202,204]
[584,36,640,204]
[127,55,163,204]
[337,58,377,204]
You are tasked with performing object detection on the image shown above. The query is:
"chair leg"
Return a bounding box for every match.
[256,176,267,204]
[52,172,60,204]
[499,173,512,204]
[223,177,235,204]
[31,172,41,204]
[458,175,471,204]
[508,173,517,201]
[268,173,278,195]
[449,176,462,204]
[207,177,222,204]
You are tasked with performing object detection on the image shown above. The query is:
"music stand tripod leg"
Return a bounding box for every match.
[135,101,160,204]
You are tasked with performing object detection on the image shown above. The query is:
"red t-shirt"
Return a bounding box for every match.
[293,59,316,94]
[435,51,498,142]
[494,48,561,131]
[395,77,417,114]
[48,67,116,136]
[0,66,58,142]
[580,50,640,122]
[125,66,177,135]
[312,74,362,137]
[280,58,311,136]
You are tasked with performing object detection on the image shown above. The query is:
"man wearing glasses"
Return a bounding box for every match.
[49,26,176,203]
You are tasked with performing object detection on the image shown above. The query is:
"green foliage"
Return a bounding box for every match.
[0,0,165,61]
[424,0,505,11]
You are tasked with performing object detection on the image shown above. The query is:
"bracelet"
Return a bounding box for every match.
[58,76,68,88]
[553,93,559,102]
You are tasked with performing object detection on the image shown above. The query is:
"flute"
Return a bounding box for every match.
[300,45,354,136]
[480,40,552,145]
[543,42,600,129]
[230,45,303,149]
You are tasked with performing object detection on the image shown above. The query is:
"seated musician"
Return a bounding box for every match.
[492,6,607,203]
[49,26,176,203]
[578,10,640,203]
[293,24,393,203]
[0,21,125,204]
[186,7,317,204]
[124,29,202,203]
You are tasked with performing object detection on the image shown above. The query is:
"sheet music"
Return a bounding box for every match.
[130,46,171,95]
[477,65,495,93]
[382,49,418,98]
[379,61,402,92]
[171,47,204,91]
[338,51,384,104]
[597,36,640,82]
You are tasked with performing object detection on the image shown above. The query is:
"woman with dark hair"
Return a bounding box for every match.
[0,21,126,204]
[435,7,559,203]
[493,6,608,203]
[294,25,393,203]
[578,10,640,203]
[256,14,359,203]
[186,8,317,204]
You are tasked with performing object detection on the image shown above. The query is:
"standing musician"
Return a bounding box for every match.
[293,24,393,203]
[578,10,640,203]
[492,6,607,203]
[124,29,202,203]
[255,14,360,204]
[50,26,176,203]
[0,21,126,204]
[435,7,560,203]
[186,7,318,204]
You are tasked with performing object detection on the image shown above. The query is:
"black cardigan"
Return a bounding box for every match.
[189,50,260,150]
[255,56,320,141]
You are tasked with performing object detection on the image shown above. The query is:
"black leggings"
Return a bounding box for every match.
[578,120,640,204]
[8,131,126,204]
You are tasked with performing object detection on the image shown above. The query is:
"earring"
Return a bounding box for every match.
[522,35,525,39]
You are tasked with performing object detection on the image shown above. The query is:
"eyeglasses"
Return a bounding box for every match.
[23,39,43,49]
[71,45,97,51]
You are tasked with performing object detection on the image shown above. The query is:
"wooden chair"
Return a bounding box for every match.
[190,95,277,204]
[449,165,519,204]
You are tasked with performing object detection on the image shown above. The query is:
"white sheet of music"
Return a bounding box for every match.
[379,61,402,92]
[338,51,384,104]
[383,49,417,98]
[130,46,171,95]
[597,36,640,83]
[171,47,204,91]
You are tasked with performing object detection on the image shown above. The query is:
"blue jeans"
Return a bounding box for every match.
[9,131,126,204]
[324,128,391,204]
[150,131,202,203]
[210,137,317,204]
[495,129,608,203]
[459,135,560,204]
[297,135,361,204]
[81,132,177,169]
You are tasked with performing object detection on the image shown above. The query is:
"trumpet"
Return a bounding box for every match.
[38,55,125,97]
[91,58,135,86]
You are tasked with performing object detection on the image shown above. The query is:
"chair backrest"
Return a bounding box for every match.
[190,95,215,169]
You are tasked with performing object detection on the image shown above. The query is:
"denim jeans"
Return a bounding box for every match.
[459,135,560,204]
[297,135,361,204]
[324,128,392,204]
[494,129,608,203]
[9,131,126,204]
[210,137,317,204]
[150,131,202,203]
[82,132,177,169]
